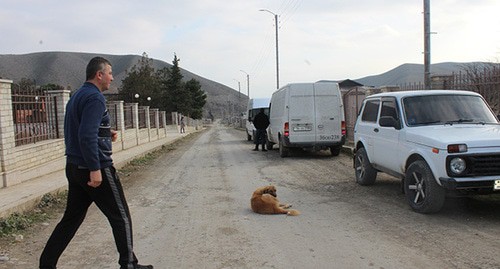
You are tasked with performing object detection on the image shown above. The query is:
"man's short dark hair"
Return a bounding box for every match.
[86,57,112,81]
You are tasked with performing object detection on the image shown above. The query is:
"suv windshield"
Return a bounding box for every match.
[403,94,498,126]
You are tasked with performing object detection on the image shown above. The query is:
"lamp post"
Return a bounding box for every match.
[134,94,151,105]
[259,9,280,90]
[240,69,250,98]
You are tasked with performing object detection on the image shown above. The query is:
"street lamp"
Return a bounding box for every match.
[240,69,250,98]
[260,9,280,89]
[134,94,151,104]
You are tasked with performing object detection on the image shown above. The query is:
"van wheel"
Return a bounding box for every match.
[279,137,289,157]
[404,160,446,214]
[330,146,341,156]
[354,147,377,185]
[266,141,274,150]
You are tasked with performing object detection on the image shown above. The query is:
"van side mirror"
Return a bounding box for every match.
[379,116,401,130]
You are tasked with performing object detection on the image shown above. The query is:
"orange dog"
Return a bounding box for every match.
[250,185,300,216]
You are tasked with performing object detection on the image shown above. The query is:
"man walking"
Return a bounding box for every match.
[39,57,153,269]
[252,108,270,151]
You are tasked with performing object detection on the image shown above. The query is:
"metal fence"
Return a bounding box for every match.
[149,110,157,128]
[449,68,500,115]
[12,87,59,146]
[138,107,147,129]
[107,103,119,130]
[123,104,134,129]
[399,66,500,115]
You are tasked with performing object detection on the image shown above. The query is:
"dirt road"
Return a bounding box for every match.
[1,123,499,269]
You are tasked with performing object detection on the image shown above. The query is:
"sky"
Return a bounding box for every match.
[1,0,499,98]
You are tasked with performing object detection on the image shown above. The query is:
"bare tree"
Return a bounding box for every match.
[459,62,500,115]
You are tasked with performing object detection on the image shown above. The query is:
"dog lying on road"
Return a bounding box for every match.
[251,185,300,216]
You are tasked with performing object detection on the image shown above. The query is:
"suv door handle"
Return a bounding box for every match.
[373,128,379,133]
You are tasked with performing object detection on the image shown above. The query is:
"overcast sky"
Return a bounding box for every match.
[1,0,499,98]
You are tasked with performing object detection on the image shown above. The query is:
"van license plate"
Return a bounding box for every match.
[494,180,500,191]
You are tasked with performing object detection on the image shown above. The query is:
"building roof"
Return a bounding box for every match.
[317,79,364,88]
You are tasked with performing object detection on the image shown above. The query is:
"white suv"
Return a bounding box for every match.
[354,90,500,213]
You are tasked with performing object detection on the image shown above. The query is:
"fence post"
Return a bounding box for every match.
[130,103,139,146]
[0,80,16,188]
[151,108,159,138]
[171,112,178,132]
[160,111,167,137]
[47,89,71,138]
[108,100,124,150]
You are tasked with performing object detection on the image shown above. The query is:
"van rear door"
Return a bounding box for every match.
[288,84,316,144]
[314,83,341,143]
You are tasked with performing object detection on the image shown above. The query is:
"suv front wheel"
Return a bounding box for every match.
[354,147,377,185]
[404,160,446,214]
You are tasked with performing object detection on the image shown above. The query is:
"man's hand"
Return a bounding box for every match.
[88,170,102,188]
[111,130,118,142]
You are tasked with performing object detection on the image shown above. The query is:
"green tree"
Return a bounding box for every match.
[17,78,36,93]
[161,54,188,113]
[184,79,207,119]
[42,83,65,91]
[120,52,160,108]
[121,53,207,118]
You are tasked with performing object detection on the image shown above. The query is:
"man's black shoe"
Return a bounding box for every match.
[253,148,259,151]
[262,149,268,152]
[121,265,153,269]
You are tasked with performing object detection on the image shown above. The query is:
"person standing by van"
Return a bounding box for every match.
[252,108,270,151]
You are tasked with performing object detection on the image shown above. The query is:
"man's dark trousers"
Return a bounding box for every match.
[39,163,138,268]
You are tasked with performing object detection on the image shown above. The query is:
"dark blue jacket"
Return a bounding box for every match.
[65,82,113,170]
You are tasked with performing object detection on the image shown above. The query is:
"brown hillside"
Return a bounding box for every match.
[0,51,247,119]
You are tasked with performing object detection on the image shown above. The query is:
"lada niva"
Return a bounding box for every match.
[353,90,500,213]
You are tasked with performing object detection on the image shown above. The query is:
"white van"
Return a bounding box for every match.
[245,98,271,141]
[267,82,346,157]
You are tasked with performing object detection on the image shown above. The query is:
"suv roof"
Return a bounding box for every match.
[365,90,481,99]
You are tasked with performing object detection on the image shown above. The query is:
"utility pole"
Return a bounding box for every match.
[273,12,279,90]
[240,70,250,98]
[424,0,431,89]
[260,9,280,90]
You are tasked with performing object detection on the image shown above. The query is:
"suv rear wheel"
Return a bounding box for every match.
[354,147,377,185]
[404,160,446,214]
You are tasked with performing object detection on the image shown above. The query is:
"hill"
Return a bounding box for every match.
[354,62,469,87]
[0,52,482,118]
[0,52,247,119]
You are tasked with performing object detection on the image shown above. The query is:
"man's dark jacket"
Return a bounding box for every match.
[64,82,113,171]
[253,112,270,130]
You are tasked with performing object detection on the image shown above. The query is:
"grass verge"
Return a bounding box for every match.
[0,192,67,238]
